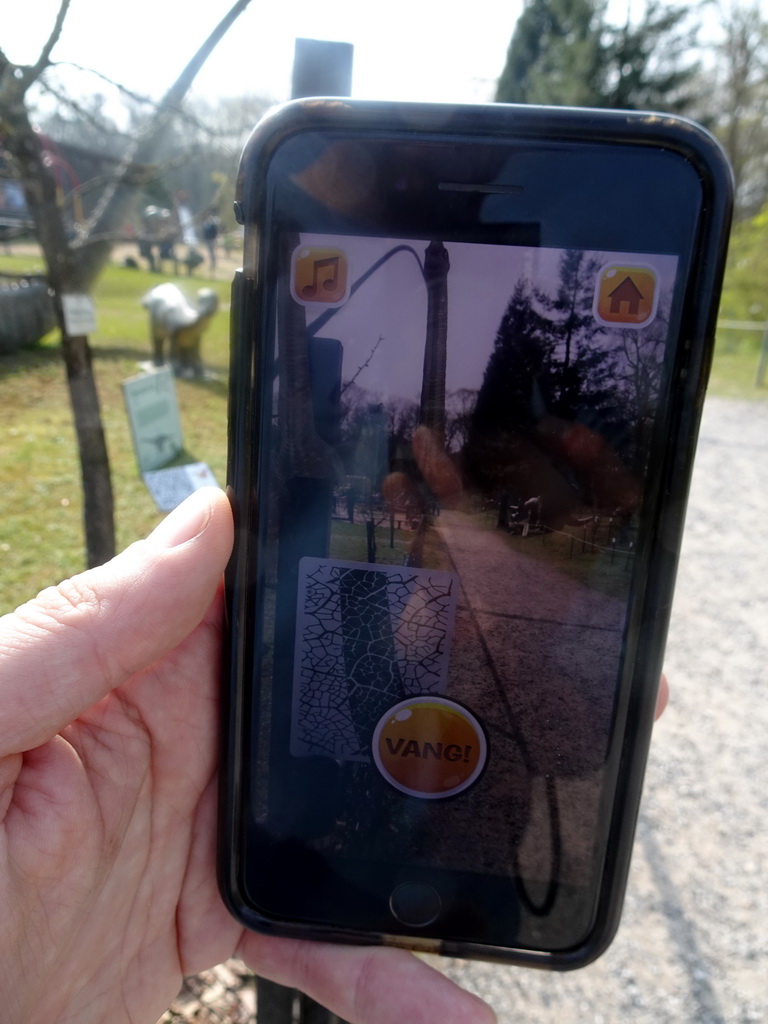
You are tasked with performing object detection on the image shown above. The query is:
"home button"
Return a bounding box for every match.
[389,882,442,927]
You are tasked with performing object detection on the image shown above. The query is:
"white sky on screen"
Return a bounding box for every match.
[301,235,678,401]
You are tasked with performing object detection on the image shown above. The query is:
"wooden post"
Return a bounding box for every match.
[755,322,768,387]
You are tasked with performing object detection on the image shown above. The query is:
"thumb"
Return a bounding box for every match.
[0,487,233,755]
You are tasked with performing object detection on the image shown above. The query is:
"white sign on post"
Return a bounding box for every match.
[61,294,97,335]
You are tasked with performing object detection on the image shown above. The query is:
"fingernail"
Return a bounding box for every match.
[148,490,213,548]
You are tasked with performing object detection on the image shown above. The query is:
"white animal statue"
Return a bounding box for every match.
[142,283,218,378]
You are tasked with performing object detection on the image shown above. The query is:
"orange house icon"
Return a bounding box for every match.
[609,276,644,314]
[594,265,657,326]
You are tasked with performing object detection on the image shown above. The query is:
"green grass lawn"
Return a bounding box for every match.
[330,518,414,566]
[707,329,767,397]
[0,254,232,612]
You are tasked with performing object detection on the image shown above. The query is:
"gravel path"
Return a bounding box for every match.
[441,395,768,1022]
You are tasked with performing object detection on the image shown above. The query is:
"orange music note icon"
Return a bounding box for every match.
[292,247,349,306]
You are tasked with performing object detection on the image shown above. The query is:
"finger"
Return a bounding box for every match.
[411,426,463,505]
[239,933,496,1024]
[536,415,641,513]
[0,487,233,755]
[655,672,669,721]
[381,471,419,508]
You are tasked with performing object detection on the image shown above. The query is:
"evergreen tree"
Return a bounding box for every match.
[468,260,632,502]
[495,0,605,107]
[604,0,699,112]
[472,278,556,439]
[535,249,602,415]
[467,279,555,493]
[496,0,699,114]
[536,250,627,450]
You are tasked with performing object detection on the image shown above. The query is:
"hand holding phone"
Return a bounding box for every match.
[221,99,731,967]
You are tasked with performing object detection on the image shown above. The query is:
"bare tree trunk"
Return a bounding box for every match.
[0,0,252,565]
[82,0,253,277]
[3,94,115,565]
[62,334,116,566]
[419,240,450,441]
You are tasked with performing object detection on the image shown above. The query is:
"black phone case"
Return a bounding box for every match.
[219,99,732,968]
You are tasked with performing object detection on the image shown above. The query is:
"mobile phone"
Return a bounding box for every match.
[220,99,732,968]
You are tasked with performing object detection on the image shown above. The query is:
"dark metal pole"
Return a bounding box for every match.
[292,38,354,98]
[255,35,354,1024]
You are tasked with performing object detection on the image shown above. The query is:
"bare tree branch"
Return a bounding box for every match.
[341,336,384,394]
[48,60,161,110]
[29,0,71,82]
[45,61,238,137]
[37,79,134,141]
[84,0,252,242]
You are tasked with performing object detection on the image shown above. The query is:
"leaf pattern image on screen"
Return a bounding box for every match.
[291,558,458,760]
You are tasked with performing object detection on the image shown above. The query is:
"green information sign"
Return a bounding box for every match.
[122,366,183,473]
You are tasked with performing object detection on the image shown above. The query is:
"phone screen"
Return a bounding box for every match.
[242,223,681,950]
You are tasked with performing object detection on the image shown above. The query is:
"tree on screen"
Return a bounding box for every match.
[466,259,635,508]
[466,279,555,497]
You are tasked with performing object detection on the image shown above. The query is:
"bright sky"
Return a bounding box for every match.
[5,1,524,109]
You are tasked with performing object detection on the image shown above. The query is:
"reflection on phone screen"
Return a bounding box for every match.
[255,232,677,947]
